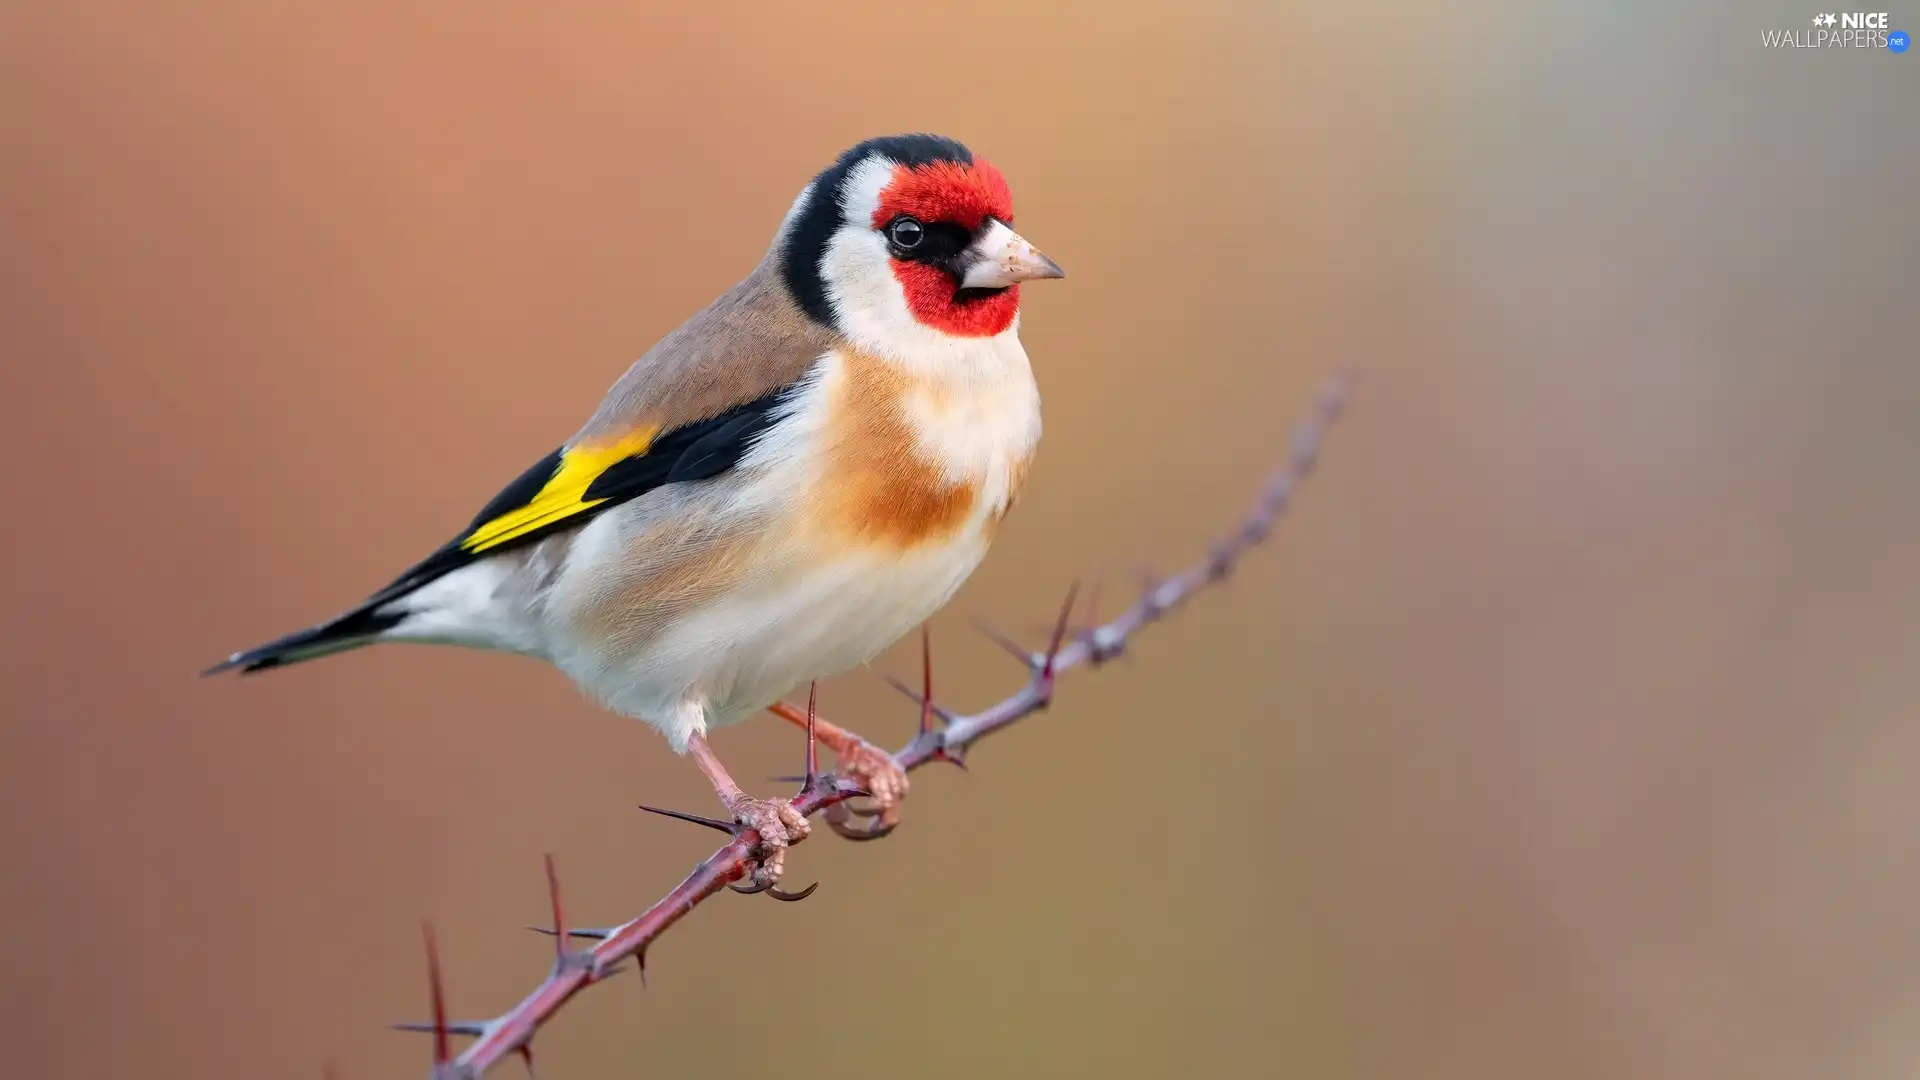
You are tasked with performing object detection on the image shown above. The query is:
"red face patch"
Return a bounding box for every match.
[873,159,1021,337]
[871,159,1014,233]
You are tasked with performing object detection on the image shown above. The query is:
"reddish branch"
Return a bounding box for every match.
[397,372,1354,1079]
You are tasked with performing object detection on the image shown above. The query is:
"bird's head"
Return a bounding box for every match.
[780,134,1064,352]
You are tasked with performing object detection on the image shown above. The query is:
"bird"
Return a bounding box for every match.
[205,133,1064,884]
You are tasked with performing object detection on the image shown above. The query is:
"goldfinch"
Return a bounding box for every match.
[207,134,1064,883]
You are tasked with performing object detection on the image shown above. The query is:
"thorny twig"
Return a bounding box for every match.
[395,372,1354,1079]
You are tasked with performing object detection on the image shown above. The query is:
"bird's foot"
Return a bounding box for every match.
[724,794,810,886]
[761,698,905,839]
[834,738,909,830]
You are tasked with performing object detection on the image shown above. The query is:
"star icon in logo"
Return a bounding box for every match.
[1812,12,1837,25]
[1824,13,1838,26]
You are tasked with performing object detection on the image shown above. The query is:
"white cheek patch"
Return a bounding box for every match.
[821,230,1022,370]
[820,226,925,355]
[819,155,973,364]
[814,153,1026,371]
[821,156,917,352]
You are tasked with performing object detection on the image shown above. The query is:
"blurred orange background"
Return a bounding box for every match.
[2,1,1915,1077]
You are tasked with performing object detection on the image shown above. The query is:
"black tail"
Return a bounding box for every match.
[201,602,405,676]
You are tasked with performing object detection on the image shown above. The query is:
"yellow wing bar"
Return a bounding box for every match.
[460,427,658,554]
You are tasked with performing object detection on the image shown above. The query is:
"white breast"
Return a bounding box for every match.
[548,335,1040,751]
[902,349,1043,517]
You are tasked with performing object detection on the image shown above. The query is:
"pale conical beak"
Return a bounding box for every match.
[958,220,1066,290]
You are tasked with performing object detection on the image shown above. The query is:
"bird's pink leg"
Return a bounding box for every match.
[686,731,809,885]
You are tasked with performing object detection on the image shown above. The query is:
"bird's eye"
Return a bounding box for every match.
[887,216,925,250]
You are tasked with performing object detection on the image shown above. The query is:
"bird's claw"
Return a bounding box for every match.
[830,738,908,836]
[722,794,809,886]
[824,800,897,842]
[766,880,818,901]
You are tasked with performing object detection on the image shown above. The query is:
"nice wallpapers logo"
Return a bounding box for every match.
[1762,12,1910,50]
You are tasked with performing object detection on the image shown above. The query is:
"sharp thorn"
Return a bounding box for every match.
[881,673,926,706]
[393,1020,489,1038]
[525,925,613,940]
[543,854,566,961]
[918,624,936,737]
[766,777,872,801]
[973,617,1036,668]
[803,681,820,787]
[1042,580,1081,679]
[593,947,643,986]
[767,881,819,901]
[637,804,737,834]
[421,921,451,1065]
[880,676,958,726]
